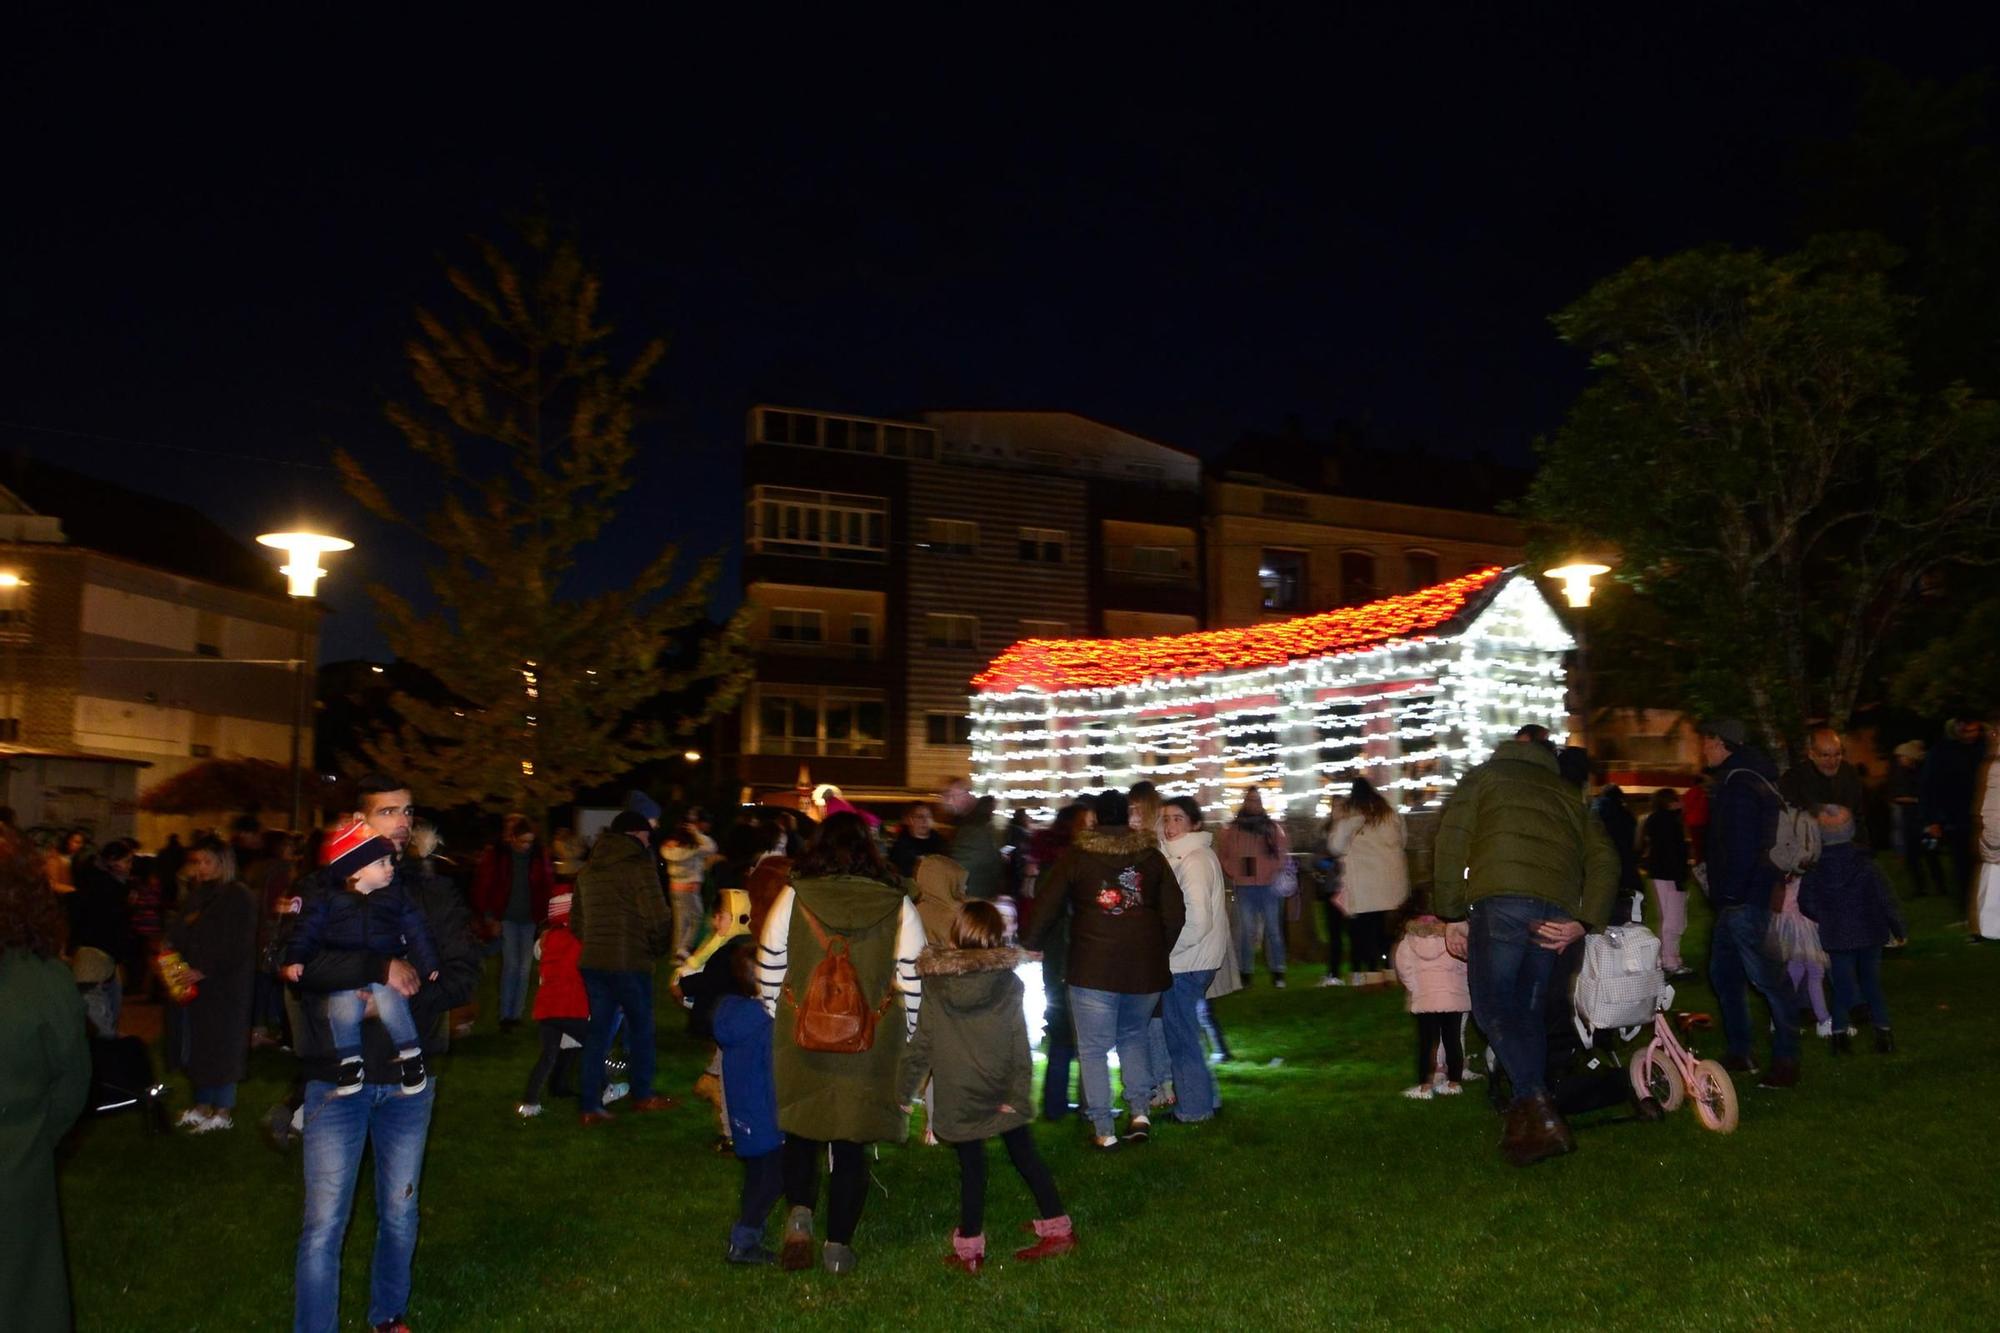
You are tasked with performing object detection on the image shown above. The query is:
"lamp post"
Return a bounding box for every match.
[257,532,353,831]
[1543,561,1612,754]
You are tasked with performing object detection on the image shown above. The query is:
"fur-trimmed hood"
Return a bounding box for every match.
[1074,827,1157,857]
[915,944,1025,1014]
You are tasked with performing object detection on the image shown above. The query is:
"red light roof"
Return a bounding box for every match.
[974,567,1509,694]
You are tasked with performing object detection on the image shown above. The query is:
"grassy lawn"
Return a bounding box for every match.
[59,862,1999,1331]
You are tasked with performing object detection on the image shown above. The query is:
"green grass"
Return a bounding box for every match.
[60,862,2000,1331]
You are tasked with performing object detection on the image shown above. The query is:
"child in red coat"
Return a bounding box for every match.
[517,893,611,1116]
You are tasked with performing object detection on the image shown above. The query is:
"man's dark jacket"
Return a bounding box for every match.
[291,858,480,1085]
[1704,745,1784,909]
[1778,759,1871,848]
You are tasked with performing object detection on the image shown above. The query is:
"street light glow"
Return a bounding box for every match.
[257,531,354,598]
[1544,562,1611,608]
[683,749,703,763]
[0,572,22,589]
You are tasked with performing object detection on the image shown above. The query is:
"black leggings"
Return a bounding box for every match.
[782,1135,868,1244]
[1321,897,1345,972]
[738,1148,785,1234]
[1416,1012,1466,1083]
[523,1018,587,1105]
[953,1125,1064,1238]
[1349,911,1389,973]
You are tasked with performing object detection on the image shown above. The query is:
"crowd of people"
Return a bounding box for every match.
[2,709,1997,1326]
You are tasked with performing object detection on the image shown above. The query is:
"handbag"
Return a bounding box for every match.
[1272,855,1300,900]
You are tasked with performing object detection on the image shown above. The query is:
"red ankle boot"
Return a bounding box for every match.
[1014,1214,1076,1262]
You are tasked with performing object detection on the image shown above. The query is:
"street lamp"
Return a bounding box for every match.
[257,530,351,832]
[1543,560,1614,760]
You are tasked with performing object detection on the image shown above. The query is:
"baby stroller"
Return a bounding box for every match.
[1481,938,1641,1122]
[1573,924,1737,1134]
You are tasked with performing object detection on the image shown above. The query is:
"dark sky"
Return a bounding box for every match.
[6,8,1991,660]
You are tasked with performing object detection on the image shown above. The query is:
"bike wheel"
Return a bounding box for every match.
[1690,1058,1740,1133]
[1630,1049,1685,1111]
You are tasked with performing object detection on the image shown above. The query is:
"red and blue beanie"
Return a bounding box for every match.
[321,820,397,880]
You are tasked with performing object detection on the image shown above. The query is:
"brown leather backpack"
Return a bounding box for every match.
[786,902,895,1053]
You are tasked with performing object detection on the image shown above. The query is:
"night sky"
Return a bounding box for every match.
[7,8,1991,660]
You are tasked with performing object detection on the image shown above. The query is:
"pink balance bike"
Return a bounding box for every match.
[1628,1006,1738,1133]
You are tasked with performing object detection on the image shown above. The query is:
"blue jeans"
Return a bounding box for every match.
[1467,895,1570,1102]
[1163,969,1219,1121]
[1709,904,1800,1064]
[1828,946,1889,1029]
[295,1078,435,1333]
[1068,985,1158,1136]
[324,984,420,1057]
[1235,884,1286,976]
[581,968,656,1109]
[500,920,537,1021]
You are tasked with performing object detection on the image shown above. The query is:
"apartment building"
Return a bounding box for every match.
[0,465,315,843]
[731,407,1201,803]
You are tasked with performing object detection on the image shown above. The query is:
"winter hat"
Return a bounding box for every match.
[1893,740,1925,761]
[822,795,880,828]
[71,946,116,985]
[624,790,662,824]
[320,820,396,879]
[546,891,573,924]
[1698,717,1748,747]
[608,810,653,836]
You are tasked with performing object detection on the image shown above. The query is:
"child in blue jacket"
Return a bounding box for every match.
[283,820,439,1095]
[712,945,782,1264]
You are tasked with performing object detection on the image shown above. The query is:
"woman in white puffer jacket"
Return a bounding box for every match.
[1159,797,1230,1123]
[1325,777,1410,987]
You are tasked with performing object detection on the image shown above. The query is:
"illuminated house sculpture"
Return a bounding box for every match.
[968,567,1572,820]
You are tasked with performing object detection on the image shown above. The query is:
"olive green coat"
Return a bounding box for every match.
[572,832,672,973]
[1433,740,1620,928]
[761,874,924,1144]
[897,946,1032,1142]
[0,948,90,1333]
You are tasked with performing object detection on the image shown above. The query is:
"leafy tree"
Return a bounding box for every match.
[336,223,750,817]
[1524,235,2000,761]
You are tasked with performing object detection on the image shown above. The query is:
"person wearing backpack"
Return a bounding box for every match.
[1698,718,1804,1090]
[756,812,925,1276]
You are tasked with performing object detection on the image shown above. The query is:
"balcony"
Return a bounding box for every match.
[753,636,881,663]
[1104,550,1197,584]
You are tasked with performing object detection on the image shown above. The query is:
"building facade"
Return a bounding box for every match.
[0,482,314,844]
[731,407,1202,804]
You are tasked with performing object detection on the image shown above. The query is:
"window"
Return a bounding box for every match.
[755,408,937,459]
[195,642,221,658]
[1019,619,1069,639]
[747,486,887,560]
[0,581,30,642]
[1259,549,1307,612]
[849,613,875,647]
[190,743,214,758]
[1125,462,1165,480]
[926,712,974,746]
[1339,550,1378,605]
[925,613,979,649]
[754,687,887,758]
[1404,550,1439,589]
[924,517,979,556]
[1128,545,1183,577]
[769,608,824,643]
[1018,526,1066,563]
[1260,492,1309,518]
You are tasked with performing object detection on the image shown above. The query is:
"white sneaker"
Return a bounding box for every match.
[189,1111,234,1133]
[1459,1067,1485,1082]
[1815,1019,1834,1038]
[1434,1081,1463,1096]
[1402,1084,1434,1101]
[516,1102,543,1118]
[602,1082,630,1107]
[175,1107,206,1128]
[1319,974,1345,988]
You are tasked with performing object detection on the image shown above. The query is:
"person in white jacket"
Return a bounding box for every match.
[1325,777,1410,987]
[1975,732,2000,940]
[1159,797,1230,1122]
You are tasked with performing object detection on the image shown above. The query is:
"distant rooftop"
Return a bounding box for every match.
[1215,423,1531,516]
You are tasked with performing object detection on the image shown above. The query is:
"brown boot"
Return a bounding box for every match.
[1505,1093,1574,1167]
[1497,1097,1535,1162]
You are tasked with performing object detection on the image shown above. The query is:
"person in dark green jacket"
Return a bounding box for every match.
[0,832,91,1333]
[899,901,1073,1274]
[571,813,678,1123]
[1433,738,1618,1168]
[950,795,1006,900]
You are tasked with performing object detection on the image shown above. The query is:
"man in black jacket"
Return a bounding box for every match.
[292,774,479,1333]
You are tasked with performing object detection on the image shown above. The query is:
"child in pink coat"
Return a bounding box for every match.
[1392,916,1470,1099]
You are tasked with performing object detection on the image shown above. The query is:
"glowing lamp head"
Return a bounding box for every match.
[1543,562,1611,609]
[0,572,21,589]
[683,750,703,764]
[257,532,353,597]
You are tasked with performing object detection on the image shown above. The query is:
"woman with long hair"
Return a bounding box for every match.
[1216,789,1292,987]
[1157,796,1229,1121]
[1325,777,1410,987]
[164,836,258,1131]
[0,828,91,1330]
[757,812,926,1275]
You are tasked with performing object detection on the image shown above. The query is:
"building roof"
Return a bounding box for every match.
[1215,425,1532,516]
[974,566,1510,694]
[0,453,286,596]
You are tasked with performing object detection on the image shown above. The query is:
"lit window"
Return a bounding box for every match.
[926,613,979,650]
[746,486,887,560]
[1259,549,1307,612]
[754,687,885,757]
[1019,619,1068,639]
[924,518,979,556]
[769,608,825,643]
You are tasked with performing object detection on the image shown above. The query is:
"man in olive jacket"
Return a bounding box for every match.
[1434,738,1618,1166]
[571,812,677,1123]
